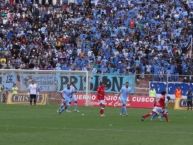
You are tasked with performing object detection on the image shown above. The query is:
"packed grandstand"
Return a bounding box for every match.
[0,0,193,78]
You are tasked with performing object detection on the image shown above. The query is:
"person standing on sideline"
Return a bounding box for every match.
[97,82,105,117]
[175,87,182,99]
[149,86,156,97]
[57,84,72,114]
[187,89,193,110]
[11,84,18,95]
[118,82,131,116]
[28,80,39,105]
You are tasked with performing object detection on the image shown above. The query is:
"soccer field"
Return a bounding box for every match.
[0,105,193,145]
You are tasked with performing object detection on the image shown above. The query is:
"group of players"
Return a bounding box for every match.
[57,82,169,122]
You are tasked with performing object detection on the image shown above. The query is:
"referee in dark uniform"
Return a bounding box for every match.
[187,89,193,110]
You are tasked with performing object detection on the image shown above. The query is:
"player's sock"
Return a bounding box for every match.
[65,105,69,111]
[158,115,163,121]
[100,108,103,114]
[124,106,128,115]
[30,97,32,105]
[58,105,64,113]
[121,107,124,115]
[121,104,126,115]
[100,109,102,114]
[99,104,105,116]
[163,114,169,122]
[151,113,158,120]
[74,105,78,111]
[100,107,105,116]
[60,107,65,113]
[34,99,36,105]
[143,113,151,119]
[74,101,78,111]
[58,106,61,112]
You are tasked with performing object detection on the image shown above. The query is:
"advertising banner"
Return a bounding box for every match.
[174,98,192,110]
[6,92,48,105]
[75,93,155,108]
[58,73,135,93]
[0,72,135,93]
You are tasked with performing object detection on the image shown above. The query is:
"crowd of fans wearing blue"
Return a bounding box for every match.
[0,0,193,81]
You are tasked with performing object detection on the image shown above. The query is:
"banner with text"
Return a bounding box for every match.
[6,92,48,105]
[75,93,155,108]
[174,98,192,110]
[0,71,135,93]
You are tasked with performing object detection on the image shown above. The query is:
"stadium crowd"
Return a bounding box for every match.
[0,0,193,80]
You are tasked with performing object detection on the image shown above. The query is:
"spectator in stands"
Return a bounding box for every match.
[0,0,192,80]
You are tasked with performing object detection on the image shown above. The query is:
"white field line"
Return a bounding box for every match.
[1,125,193,135]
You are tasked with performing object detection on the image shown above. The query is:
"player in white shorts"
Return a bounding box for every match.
[57,84,72,114]
[118,82,131,116]
[70,83,79,112]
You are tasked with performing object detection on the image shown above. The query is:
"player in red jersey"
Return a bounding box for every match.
[159,96,170,122]
[141,91,168,122]
[97,82,105,117]
[151,91,169,122]
[141,99,158,121]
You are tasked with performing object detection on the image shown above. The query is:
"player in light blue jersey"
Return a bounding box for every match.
[70,83,79,112]
[118,82,131,116]
[58,84,73,114]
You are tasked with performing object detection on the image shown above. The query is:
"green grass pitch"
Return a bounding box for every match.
[0,104,193,145]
